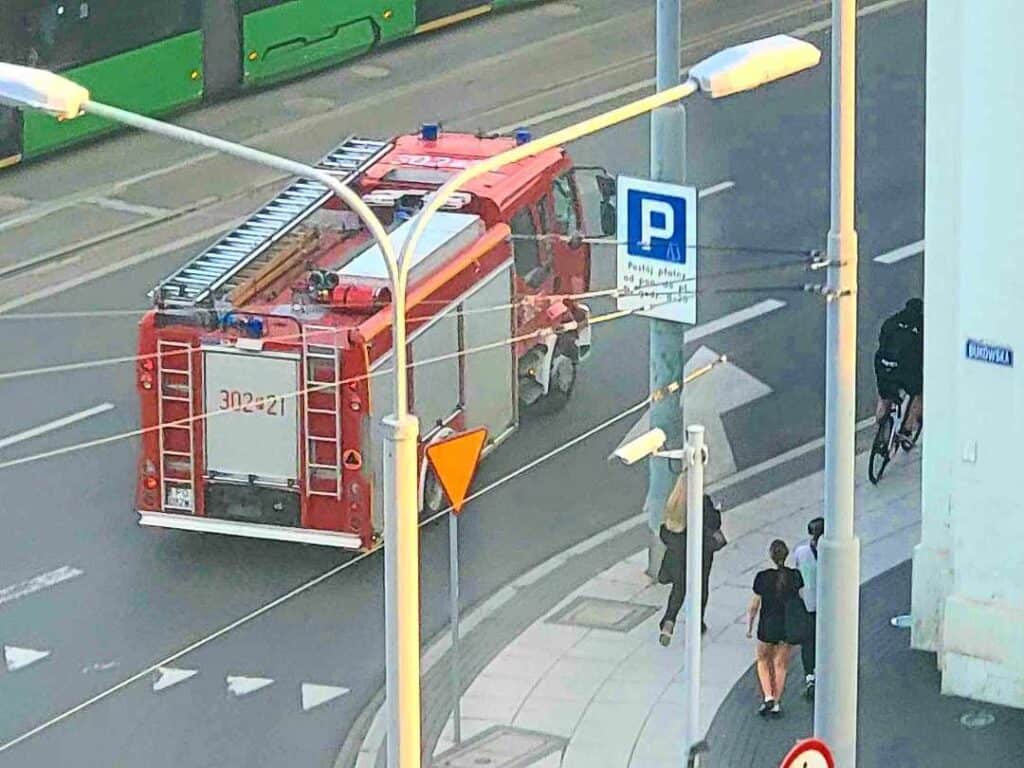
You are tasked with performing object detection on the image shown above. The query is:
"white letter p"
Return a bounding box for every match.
[640,199,674,251]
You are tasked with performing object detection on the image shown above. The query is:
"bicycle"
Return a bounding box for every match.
[868,389,922,484]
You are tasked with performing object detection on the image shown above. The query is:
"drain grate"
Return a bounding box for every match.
[433,726,567,768]
[546,596,657,632]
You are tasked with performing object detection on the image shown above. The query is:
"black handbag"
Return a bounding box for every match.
[785,596,811,644]
[708,528,728,553]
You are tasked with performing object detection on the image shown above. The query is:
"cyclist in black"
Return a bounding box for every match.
[874,298,923,447]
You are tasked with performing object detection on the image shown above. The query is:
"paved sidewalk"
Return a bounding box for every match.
[418,449,921,768]
[705,560,1024,768]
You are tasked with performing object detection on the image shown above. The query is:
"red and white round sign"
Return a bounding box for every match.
[780,738,835,768]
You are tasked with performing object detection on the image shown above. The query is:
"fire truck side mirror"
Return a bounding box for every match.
[595,173,617,237]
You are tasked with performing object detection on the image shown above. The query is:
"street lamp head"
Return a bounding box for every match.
[0,62,90,120]
[689,35,821,99]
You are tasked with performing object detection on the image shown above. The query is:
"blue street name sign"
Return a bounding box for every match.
[965,339,1013,367]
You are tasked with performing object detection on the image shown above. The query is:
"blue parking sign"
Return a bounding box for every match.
[626,188,688,263]
[616,176,698,325]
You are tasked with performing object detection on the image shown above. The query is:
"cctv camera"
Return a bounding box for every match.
[612,428,668,466]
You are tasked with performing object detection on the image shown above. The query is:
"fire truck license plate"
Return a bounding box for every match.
[203,348,300,483]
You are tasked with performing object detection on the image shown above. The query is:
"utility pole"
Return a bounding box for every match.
[815,1,860,765]
[646,0,688,573]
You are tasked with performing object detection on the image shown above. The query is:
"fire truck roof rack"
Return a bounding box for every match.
[151,137,393,309]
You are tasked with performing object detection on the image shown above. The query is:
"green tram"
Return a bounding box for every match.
[0,1,533,168]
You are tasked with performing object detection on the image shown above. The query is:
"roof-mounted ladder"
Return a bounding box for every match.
[152,137,392,308]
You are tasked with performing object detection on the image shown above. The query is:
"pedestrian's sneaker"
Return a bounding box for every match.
[758,699,775,717]
[659,620,674,647]
[803,674,815,699]
[770,701,783,718]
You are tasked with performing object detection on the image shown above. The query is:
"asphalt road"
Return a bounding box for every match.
[0,0,925,765]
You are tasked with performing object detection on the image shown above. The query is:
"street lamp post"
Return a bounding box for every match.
[647,0,688,577]
[815,0,860,765]
[0,61,422,768]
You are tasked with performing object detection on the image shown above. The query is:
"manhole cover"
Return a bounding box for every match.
[890,614,912,628]
[350,64,391,79]
[537,2,581,17]
[434,726,566,768]
[960,710,996,729]
[546,596,657,632]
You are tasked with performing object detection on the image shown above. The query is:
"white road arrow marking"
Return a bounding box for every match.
[152,666,197,692]
[226,675,275,697]
[4,646,50,672]
[301,683,349,711]
[683,346,772,482]
[0,565,84,608]
[611,346,772,483]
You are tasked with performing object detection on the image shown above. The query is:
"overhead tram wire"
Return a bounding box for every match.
[0,356,725,757]
[0,293,695,471]
[0,256,825,383]
[0,240,822,325]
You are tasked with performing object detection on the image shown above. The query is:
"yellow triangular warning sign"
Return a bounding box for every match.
[425,428,488,515]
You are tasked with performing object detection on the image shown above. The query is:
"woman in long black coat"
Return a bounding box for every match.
[658,477,724,646]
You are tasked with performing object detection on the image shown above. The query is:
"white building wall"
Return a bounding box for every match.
[911,0,959,654]
[914,0,1024,707]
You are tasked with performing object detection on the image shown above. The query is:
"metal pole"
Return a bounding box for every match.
[81,100,423,768]
[683,425,705,766]
[815,1,860,765]
[646,0,688,576]
[383,255,423,768]
[449,511,462,745]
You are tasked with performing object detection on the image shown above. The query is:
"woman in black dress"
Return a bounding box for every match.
[746,539,803,717]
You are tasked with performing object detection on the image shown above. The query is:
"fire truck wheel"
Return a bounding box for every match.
[544,351,577,410]
[421,468,446,520]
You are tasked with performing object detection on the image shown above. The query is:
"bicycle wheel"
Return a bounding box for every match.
[868,420,892,484]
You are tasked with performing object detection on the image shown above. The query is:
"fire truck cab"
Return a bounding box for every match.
[135,127,613,548]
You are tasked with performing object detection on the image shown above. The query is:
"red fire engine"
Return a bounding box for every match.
[135,127,614,548]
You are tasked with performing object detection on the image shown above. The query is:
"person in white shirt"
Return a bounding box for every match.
[793,517,824,697]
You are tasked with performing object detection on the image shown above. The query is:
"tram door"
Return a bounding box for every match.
[202,0,242,99]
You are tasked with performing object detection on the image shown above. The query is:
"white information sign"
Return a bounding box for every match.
[615,175,698,324]
[203,348,300,484]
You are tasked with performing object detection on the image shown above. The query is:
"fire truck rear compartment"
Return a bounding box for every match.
[203,483,300,527]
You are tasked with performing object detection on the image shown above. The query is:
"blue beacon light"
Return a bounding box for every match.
[421,123,439,141]
[515,128,531,146]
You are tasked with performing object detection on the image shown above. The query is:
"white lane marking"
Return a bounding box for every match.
[226,675,275,697]
[685,299,787,344]
[698,180,735,198]
[152,667,197,692]
[0,219,238,314]
[85,197,174,218]
[301,683,349,711]
[875,239,924,264]
[4,646,50,672]
[0,566,84,608]
[82,661,120,674]
[496,0,920,133]
[0,404,114,450]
